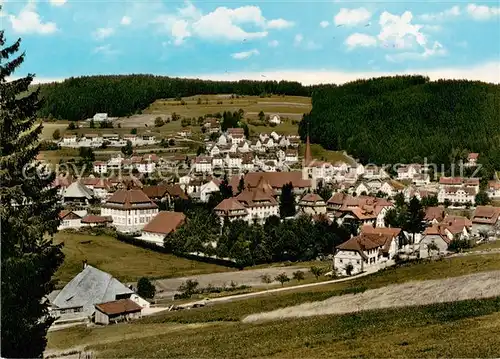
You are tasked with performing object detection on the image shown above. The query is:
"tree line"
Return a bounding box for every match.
[164,207,352,268]
[299,76,500,175]
[36,75,315,121]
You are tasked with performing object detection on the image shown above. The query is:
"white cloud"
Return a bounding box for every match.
[419,6,460,21]
[334,8,372,27]
[294,33,303,46]
[121,16,131,25]
[153,3,293,43]
[466,4,500,20]
[378,11,426,49]
[8,3,57,35]
[304,40,322,51]
[185,61,500,85]
[93,27,114,40]
[191,6,268,41]
[93,44,119,56]
[320,20,330,28]
[268,39,279,47]
[231,49,259,60]
[267,18,294,29]
[386,41,446,62]
[345,33,377,49]
[171,19,191,45]
[49,0,66,7]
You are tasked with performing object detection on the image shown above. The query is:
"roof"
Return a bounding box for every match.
[468,153,479,160]
[52,265,133,315]
[472,206,500,225]
[59,210,85,220]
[63,181,94,200]
[300,193,325,203]
[214,198,247,213]
[81,215,112,224]
[229,172,311,192]
[103,189,157,210]
[236,187,278,208]
[424,206,445,222]
[142,211,186,235]
[95,298,142,316]
[439,177,463,185]
[304,135,312,165]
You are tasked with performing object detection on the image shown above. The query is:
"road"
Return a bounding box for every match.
[154,266,312,298]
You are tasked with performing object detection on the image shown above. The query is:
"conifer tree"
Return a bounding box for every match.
[1,31,64,358]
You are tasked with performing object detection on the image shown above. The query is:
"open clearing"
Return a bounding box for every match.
[243,270,500,322]
[53,232,231,287]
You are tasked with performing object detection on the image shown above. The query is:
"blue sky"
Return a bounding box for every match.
[2,0,499,84]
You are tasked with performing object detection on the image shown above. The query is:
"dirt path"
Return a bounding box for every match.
[153,266,312,298]
[242,270,500,323]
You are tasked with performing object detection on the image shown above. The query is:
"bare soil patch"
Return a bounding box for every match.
[243,270,500,323]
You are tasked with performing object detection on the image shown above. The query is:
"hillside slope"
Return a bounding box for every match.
[299,76,500,170]
[36,75,311,121]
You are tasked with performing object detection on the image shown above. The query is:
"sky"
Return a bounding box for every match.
[1,0,500,84]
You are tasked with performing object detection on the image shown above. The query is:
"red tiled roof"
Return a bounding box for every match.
[300,193,324,203]
[95,299,142,316]
[472,206,500,225]
[230,172,311,192]
[103,189,157,210]
[214,198,247,214]
[81,215,112,224]
[142,211,186,235]
[424,206,445,222]
[439,177,463,185]
[468,153,479,160]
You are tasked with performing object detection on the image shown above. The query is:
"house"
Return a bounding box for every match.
[212,154,225,169]
[269,114,281,125]
[142,134,156,145]
[285,149,298,163]
[471,206,500,237]
[199,179,220,202]
[50,264,148,322]
[329,194,393,228]
[102,133,120,142]
[93,161,108,174]
[62,181,95,205]
[101,189,158,233]
[209,144,221,157]
[298,193,327,215]
[93,113,108,122]
[354,182,370,196]
[438,186,475,205]
[259,133,269,143]
[396,164,422,180]
[234,182,279,224]
[424,206,446,225]
[194,156,213,174]
[123,134,138,145]
[95,299,142,325]
[142,184,187,207]
[466,153,479,167]
[333,231,398,276]
[178,128,192,137]
[264,137,275,149]
[214,198,248,223]
[217,134,229,146]
[58,210,87,230]
[140,211,186,246]
[270,131,281,142]
[107,155,123,170]
[238,141,250,153]
[225,153,242,169]
[203,118,221,134]
[487,180,500,200]
[81,215,113,228]
[279,137,290,148]
[229,171,312,196]
[62,134,77,146]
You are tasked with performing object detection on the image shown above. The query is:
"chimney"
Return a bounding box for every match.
[82,260,87,269]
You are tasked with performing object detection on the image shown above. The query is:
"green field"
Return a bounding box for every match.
[143,253,500,324]
[48,297,500,358]
[53,232,231,287]
[469,240,500,252]
[145,94,311,120]
[47,252,500,357]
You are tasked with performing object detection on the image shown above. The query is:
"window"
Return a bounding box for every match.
[357,260,360,264]
[339,259,343,263]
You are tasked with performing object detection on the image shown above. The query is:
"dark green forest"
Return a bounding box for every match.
[36,75,313,120]
[299,76,500,172]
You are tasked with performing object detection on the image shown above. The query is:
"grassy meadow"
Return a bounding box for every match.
[53,232,231,287]
[48,297,500,358]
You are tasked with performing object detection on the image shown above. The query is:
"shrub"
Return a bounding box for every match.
[137,277,156,299]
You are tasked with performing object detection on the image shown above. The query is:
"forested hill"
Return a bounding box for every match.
[36,75,314,121]
[299,76,500,171]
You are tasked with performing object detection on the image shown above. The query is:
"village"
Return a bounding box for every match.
[44,110,500,332]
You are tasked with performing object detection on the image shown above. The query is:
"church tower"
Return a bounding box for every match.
[302,133,317,190]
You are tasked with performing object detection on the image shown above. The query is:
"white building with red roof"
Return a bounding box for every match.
[140,211,186,246]
[466,153,479,167]
[299,193,327,215]
[101,189,158,233]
